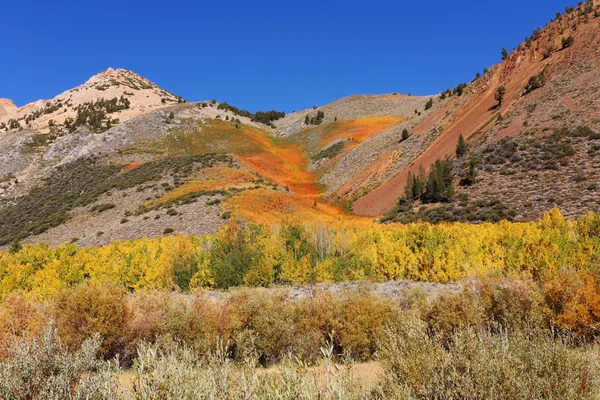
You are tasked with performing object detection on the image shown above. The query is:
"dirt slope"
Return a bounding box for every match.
[354,2,600,216]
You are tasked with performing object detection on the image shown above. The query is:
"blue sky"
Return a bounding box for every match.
[2,0,572,112]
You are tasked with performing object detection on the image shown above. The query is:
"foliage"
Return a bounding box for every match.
[562,35,575,49]
[307,111,325,125]
[68,96,130,133]
[312,140,346,161]
[216,101,285,128]
[460,158,478,186]
[385,198,516,224]
[376,319,600,399]
[422,158,455,203]
[524,72,547,94]
[401,128,409,141]
[402,158,454,204]
[455,133,468,158]
[3,209,600,301]
[424,98,433,110]
[495,85,506,106]
[0,326,122,399]
[52,282,126,358]
[0,154,227,245]
[130,339,366,399]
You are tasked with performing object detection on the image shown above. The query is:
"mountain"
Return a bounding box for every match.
[1,1,599,248]
[0,68,181,131]
[353,2,600,221]
[0,99,17,121]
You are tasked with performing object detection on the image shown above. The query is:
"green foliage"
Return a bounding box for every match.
[455,133,468,158]
[460,158,478,186]
[424,98,434,110]
[8,240,22,254]
[402,158,454,204]
[216,101,285,128]
[209,224,263,288]
[524,73,547,94]
[91,203,116,213]
[501,47,509,60]
[423,158,455,203]
[307,110,325,125]
[404,167,427,201]
[69,96,130,133]
[312,141,346,161]
[386,198,516,224]
[562,35,575,49]
[401,128,410,141]
[495,85,506,106]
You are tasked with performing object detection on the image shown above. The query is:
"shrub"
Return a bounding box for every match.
[51,282,126,358]
[375,319,600,399]
[0,294,47,359]
[122,291,187,363]
[424,98,434,110]
[495,85,506,106]
[227,290,298,365]
[91,203,115,213]
[501,47,509,60]
[426,288,488,337]
[0,326,122,399]
[524,73,546,94]
[130,339,366,399]
[562,35,575,49]
[401,128,410,141]
[337,291,399,360]
[474,277,549,329]
[308,110,325,125]
[455,133,468,158]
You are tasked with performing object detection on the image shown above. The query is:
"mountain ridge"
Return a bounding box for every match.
[1,1,599,248]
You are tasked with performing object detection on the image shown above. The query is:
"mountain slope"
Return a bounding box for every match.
[1,2,600,248]
[354,2,600,219]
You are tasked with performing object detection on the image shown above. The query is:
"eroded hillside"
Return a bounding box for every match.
[1,2,600,247]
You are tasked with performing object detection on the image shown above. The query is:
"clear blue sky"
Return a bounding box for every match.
[2,0,572,112]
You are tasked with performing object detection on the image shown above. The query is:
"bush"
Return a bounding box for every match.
[455,133,468,158]
[426,288,488,337]
[91,203,116,213]
[562,35,575,49]
[401,128,409,141]
[0,294,47,359]
[337,291,399,360]
[375,319,600,399]
[51,282,126,358]
[424,98,434,110]
[227,290,298,365]
[122,291,187,363]
[524,73,546,94]
[495,85,506,106]
[130,339,366,399]
[0,326,121,399]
